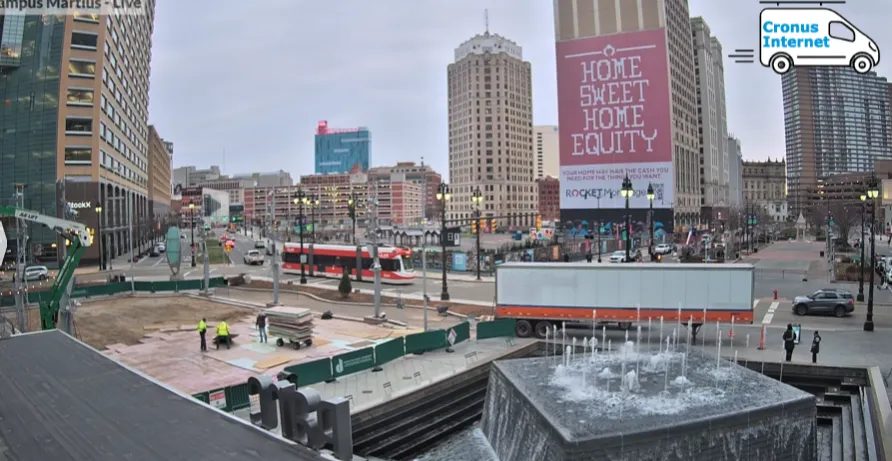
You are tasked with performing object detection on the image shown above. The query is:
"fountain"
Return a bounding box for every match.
[481,337,817,461]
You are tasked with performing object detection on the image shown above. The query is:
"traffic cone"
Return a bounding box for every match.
[757,324,766,350]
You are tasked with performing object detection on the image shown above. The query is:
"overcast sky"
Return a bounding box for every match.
[148,0,890,181]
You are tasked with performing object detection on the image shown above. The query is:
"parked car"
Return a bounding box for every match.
[24,265,49,282]
[654,243,673,255]
[156,244,166,253]
[243,250,265,265]
[792,289,855,317]
[149,247,160,257]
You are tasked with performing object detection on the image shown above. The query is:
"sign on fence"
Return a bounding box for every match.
[448,321,471,345]
[332,347,375,378]
[208,389,227,409]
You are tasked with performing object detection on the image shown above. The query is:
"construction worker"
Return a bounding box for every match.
[216,320,230,350]
[197,318,207,352]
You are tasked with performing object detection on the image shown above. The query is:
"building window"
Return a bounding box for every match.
[71,31,98,50]
[64,147,92,165]
[68,59,96,77]
[65,117,93,135]
[67,88,94,106]
[73,12,100,23]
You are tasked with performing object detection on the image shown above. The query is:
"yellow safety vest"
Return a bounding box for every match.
[198,320,207,333]
[216,322,229,336]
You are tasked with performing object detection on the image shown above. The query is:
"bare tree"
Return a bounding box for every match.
[827,202,860,240]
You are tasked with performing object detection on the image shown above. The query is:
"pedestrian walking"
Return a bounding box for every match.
[810,331,821,364]
[256,312,267,343]
[197,317,207,352]
[782,324,795,362]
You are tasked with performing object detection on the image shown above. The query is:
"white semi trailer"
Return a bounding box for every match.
[494,262,755,341]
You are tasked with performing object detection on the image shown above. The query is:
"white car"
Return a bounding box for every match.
[156,244,166,253]
[254,240,266,249]
[609,251,627,263]
[654,243,673,255]
[24,265,49,281]
[243,250,265,265]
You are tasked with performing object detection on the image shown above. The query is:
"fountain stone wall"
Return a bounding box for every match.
[481,349,816,461]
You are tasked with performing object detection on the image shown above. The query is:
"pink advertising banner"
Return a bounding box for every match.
[557,29,674,209]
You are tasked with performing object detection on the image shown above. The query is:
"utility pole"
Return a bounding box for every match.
[369,185,382,318]
[421,158,429,331]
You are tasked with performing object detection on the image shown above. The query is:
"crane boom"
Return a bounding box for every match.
[0,205,94,330]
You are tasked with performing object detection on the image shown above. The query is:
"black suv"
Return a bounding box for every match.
[792,289,855,317]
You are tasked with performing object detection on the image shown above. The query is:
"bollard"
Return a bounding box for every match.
[757,324,766,350]
[773,289,778,300]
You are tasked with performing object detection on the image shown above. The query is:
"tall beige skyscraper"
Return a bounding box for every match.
[553,0,702,230]
[446,31,537,227]
[691,17,730,209]
[534,125,560,179]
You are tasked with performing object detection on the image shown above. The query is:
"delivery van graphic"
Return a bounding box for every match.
[760,7,879,75]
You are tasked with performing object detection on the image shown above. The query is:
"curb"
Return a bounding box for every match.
[226,286,471,320]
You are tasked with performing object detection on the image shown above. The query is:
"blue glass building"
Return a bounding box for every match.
[314,121,371,174]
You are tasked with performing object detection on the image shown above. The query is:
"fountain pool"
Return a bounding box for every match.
[481,346,816,461]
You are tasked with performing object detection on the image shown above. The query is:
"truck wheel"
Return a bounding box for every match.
[534,321,551,339]
[618,322,632,330]
[515,320,533,338]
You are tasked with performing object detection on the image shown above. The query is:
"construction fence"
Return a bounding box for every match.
[0,277,228,307]
[190,318,519,411]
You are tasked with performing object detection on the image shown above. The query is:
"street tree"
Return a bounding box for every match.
[827,202,860,241]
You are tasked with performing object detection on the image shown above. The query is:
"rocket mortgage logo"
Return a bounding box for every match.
[728,1,880,75]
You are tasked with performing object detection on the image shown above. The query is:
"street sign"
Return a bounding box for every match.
[444,226,461,247]
[447,328,457,346]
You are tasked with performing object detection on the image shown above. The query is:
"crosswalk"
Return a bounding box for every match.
[760,301,780,325]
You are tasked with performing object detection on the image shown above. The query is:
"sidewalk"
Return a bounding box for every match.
[231,336,536,431]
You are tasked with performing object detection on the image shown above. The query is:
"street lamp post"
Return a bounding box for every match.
[308,194,319,242]
[865,175,879,331]
[189,201,196,267]
[294,190,307,284]
[858,192,867,302]
[347,192,358,245]
[596,220,602,263]
[647,183,655,259]
[620,176,634,262]
[95,206,103,270]
[471,186,483,280]
[436,183,451,300]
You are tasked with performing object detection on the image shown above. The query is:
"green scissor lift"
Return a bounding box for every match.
[0,205,93,330]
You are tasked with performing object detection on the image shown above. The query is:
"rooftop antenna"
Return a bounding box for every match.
[484,9,489,33]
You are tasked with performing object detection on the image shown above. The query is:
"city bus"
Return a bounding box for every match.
[281,243,415,285]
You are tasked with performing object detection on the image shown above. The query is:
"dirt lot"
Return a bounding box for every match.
[240,280,493,317]
[75,297,251,350]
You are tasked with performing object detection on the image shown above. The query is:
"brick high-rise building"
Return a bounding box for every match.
[783,67,892,218]
[0,6,157,266]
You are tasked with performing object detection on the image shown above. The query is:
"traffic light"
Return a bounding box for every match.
[490,219,497,232]
[536,215,542,229]
[479,217,486,232]
[471,219,477,233]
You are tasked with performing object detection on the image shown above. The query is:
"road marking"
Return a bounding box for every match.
[761,301,780,325]
[753,300,758,309]
[153,258,163,266]
[184,270,195,278]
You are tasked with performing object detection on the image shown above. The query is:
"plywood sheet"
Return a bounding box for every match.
[254,355,293,369]
[264,306,312,317]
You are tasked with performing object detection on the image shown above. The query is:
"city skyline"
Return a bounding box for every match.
[148,0,890,181]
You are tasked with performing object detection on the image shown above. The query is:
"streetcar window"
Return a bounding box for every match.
[400,256,414,272]
[282,252,300,264]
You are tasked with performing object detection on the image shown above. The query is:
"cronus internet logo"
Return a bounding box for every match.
[165,227,182,275]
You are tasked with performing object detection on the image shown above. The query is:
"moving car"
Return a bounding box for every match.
[792,289,855,317]
[24,265,49,281]
[243,250,264,265]
[654,243,673,255]
[609,249,641,263]
[157,244,166,253]
[254,240,266,249]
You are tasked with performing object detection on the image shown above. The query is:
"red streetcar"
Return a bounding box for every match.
[281,243,415,285]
